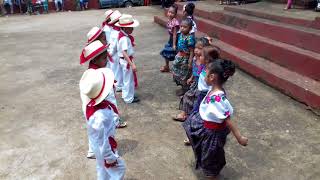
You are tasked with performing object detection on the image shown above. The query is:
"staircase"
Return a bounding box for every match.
[154,2,320,110]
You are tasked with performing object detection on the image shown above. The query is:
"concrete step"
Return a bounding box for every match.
[224,6,320,30]
[174,3,320,53]
[172,11,320,81]
[154,15,320,109]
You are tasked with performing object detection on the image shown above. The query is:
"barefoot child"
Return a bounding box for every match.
[80,68,126,180]
[160,4,179,73]
[172,18,195,96]
[183,59,248,179]
[116,14,140,104]
[106,10,123,92]
[173,37,209,122]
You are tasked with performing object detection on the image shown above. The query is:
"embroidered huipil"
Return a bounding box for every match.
[199,90,233,123]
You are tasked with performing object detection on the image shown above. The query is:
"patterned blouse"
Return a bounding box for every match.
[167,18,180,35]
[192,59,205,77]
[177,33,195,54]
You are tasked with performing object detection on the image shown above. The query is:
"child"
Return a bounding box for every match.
[80,40,127,159]
[102,10,114,39]
[160,4,179,73]
[172,18,195,96]
[183,59,248,179]
[106,10,123,92]
[182,3,197,34]
[173,37,209,122]
[80,67,126,180]
[192,46,220,113]
[116,14,140,104]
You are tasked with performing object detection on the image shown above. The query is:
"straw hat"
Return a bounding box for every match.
[108,10,122,25]
[80,40,108,64]
[104,9,113,20]
[115,14,139,28]
[87,27,103,44]
[80,68,115,106]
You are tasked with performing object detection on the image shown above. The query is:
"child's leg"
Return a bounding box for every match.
[120,59,135,103]
[105,157,126,179]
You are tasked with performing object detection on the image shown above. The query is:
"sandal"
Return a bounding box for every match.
[160,66,170,73]
[172,114,186,122]
[183,139,191,146]
[117,119,127,128]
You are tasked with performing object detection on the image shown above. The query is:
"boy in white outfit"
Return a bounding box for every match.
[105,10,123,92]
[80,67,126,180]
[116,14,140,104]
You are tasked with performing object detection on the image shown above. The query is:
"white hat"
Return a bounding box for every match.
[80,40,108,64]
[115,14,139,28]
[87,26,103,44]
[108,10,122,25]
[104,9,113,20]
[80,68,115,107]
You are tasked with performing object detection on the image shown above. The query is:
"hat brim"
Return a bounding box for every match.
[80,68,115,107]
[115,19,140,28]
[87,30,103,44]
[80,44,108,65]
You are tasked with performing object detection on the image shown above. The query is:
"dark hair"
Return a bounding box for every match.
[184,3,195,16]
[169,4,178,15]
[207,59,236,85]
[181,18,193,29]
[203,46,220,64]
[196,37,210,47]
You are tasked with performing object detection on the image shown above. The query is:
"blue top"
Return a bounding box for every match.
[177,33,195,54]
[192,59,205,77]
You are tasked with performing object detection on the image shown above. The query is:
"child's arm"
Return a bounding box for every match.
[226,118,248,146]
[188,49,194,70]
[122,50,137,72]
[187,75,194,85]
[172,27,177,51]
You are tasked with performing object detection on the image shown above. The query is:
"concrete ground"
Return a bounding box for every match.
[0,6,319,180]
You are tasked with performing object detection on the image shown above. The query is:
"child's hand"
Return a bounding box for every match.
[187,78,193,85]
[131,63,137,72]
[238,136,248,146]
[173,45,176,51]
[188,64,192,70]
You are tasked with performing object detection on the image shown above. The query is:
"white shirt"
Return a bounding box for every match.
[188,16,197,34]
[108,27,120,57]
[103,25,112,44]
[199,90,233,123]
[197,68,212,91]
[117,30,135,58]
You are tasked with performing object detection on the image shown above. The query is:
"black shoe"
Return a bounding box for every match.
[131,97,140,103]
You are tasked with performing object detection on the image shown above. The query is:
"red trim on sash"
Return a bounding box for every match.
[88,29,103,43]
[203,120,226,130]
[118,30,135,47]
[104,136,118,168]
[80,45,108,64]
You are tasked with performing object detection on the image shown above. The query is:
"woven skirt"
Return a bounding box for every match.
[179,80,198,115]
[183,112,230,177]
[160,35,177,61]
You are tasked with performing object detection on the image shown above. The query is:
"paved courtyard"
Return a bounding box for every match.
[0,6,319,180]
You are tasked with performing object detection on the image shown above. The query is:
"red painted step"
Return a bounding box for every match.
[154,15,320,109]
[167,6,320,54]
[173,12,320,81]
[224,6,320,30]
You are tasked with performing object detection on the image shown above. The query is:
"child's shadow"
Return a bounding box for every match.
[117,139,139,156]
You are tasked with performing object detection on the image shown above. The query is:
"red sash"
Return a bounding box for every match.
[118,31,138,88]
[85,100,119,120]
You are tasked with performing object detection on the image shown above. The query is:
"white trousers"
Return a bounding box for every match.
[107,54,123,91]
[96,155,126,180]
[119,58,134,103]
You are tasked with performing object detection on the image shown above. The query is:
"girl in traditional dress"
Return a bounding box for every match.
[182,2,197,34]
[173,37,209,122]
[172,18,195,96]
[183,59,248,179]
[160,4,179,73]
